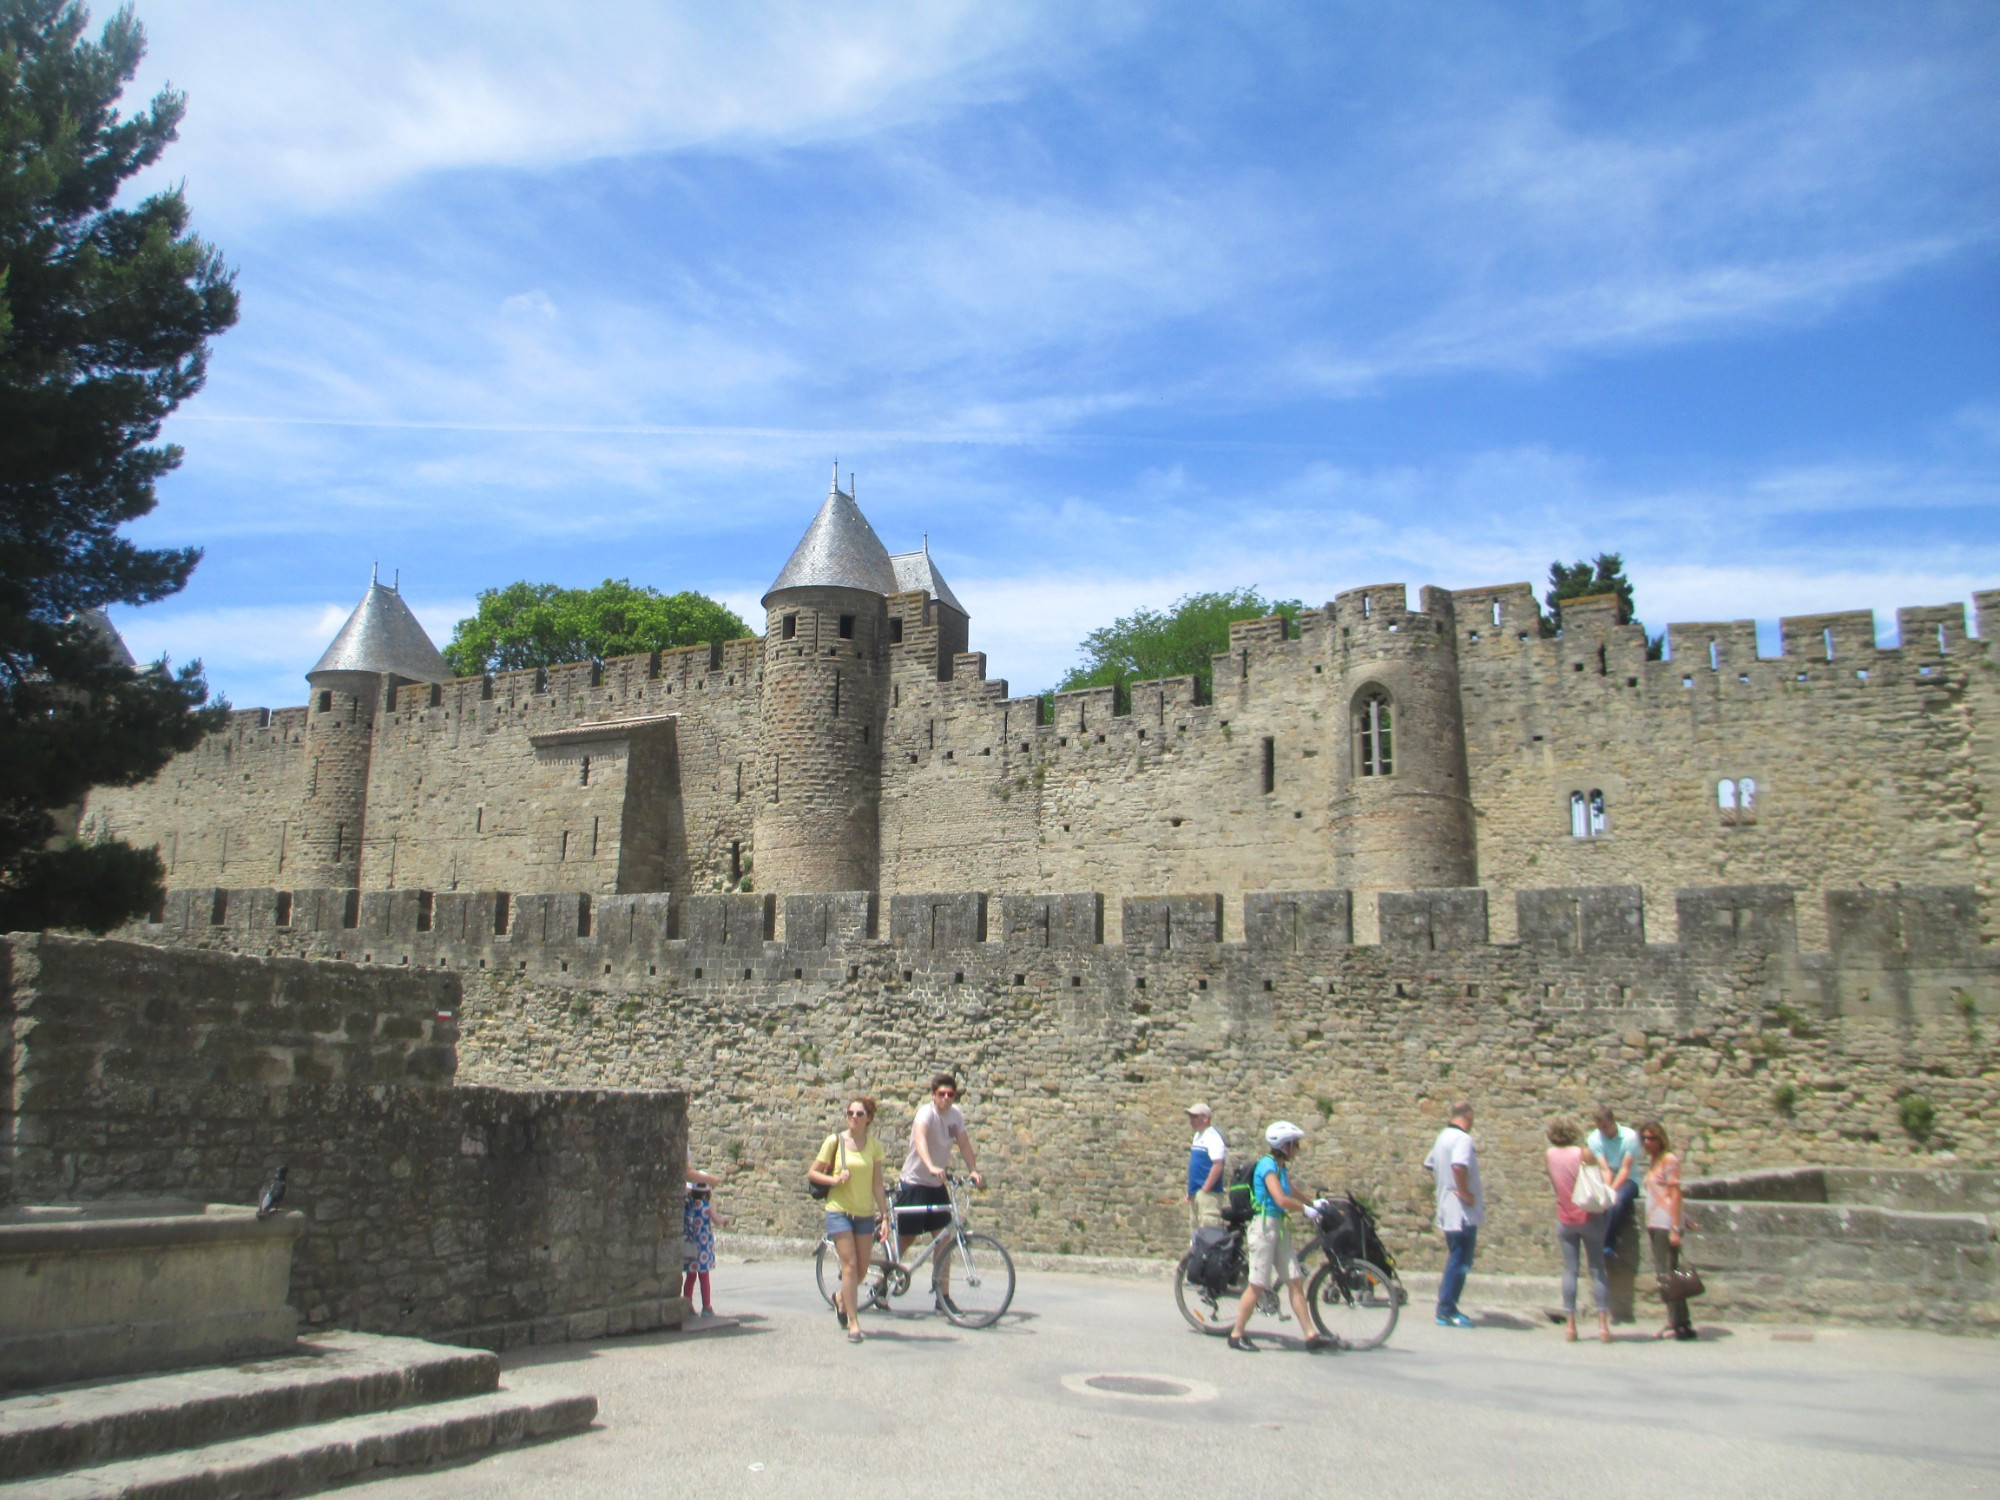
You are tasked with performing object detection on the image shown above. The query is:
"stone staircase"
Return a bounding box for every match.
[0,1330,595,1498]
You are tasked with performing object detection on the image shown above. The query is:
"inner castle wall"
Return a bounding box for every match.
[123,879,2000,1278]
[79,582,2000,957]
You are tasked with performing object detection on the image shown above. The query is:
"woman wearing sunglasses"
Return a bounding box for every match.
[810,1096,889,1343]
[1641,1120,1697,1341]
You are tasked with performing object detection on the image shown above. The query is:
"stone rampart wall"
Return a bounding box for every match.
[2,935,687,1351]
[123,881,1999,1281]
[82,585,2000,958]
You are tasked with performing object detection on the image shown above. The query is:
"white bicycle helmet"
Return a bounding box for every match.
[1265,1120,1305,1150]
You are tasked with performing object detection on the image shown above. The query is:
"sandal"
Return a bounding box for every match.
[846,1327,864,1344]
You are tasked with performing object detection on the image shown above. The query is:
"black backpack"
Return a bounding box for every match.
[1222,1157,1260,1224]
[1186,1225,1239,1295]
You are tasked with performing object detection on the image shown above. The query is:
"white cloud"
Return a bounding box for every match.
[127,2,1123,216]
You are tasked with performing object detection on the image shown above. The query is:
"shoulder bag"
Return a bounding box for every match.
[1659,1260,1705,1302]
[809,1133,845,1201]
[1571,1153,1616,1215]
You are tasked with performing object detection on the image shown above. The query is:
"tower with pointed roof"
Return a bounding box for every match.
[753,468,895,892]
[293,571,449,887]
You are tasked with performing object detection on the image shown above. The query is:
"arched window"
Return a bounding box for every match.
[1719,776,1758,825]
[1571,790,1607,838]
[1356,691,1392,776]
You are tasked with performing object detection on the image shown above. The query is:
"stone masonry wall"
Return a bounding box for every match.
[78,585,1997,958]
[2,934,688,1351]
[127,880,1999,1283]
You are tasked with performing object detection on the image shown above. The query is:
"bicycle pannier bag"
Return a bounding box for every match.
[809,1135,843,1201]
[1186,1226,1237,1295]
[1571,1156,1615,1216]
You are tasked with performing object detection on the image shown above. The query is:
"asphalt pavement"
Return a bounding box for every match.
[344,1252,2000,1499]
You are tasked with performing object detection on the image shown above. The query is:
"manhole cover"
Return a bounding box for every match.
[1087,1375,1188,1398]
[1061,1371,1217,1404]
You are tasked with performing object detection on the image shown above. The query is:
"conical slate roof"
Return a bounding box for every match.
[888,540,966,616]
[309,577,449,683]
[763,474,900,604]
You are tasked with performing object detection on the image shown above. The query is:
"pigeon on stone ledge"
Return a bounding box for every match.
[256,1165,288,1219]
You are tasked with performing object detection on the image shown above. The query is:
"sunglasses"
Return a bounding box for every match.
[846,1107,869,1117]
[934,1089,958,1101]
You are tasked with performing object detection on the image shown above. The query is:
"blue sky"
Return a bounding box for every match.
[106,0,2000,711]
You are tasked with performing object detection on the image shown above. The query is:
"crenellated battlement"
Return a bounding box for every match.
[138,881,1991,978]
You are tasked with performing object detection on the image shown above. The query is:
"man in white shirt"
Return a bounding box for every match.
[1185,1103,1227,1233]
[896,1073,982,1266]
[1423,1100,1483,1328]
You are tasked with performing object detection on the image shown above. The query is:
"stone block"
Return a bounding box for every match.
[783,892,876,948]
[1674,885,1797,953]
[1121,895,1222,950]
[0,1202,304,1389]
[679,893,774,950]
[1378,889,1488,951]
[889,893,989,950]
[1515,886,1645,954]
[1826,887,1982,965]
[1000,894,1102,949]
[1244,891,1352,954]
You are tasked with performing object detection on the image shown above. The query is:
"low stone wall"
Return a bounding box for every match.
[0,1202,302,1388]
[1687,1166,2000,1215]
[1683,1169,1999,1331]
[2,934,688,1351]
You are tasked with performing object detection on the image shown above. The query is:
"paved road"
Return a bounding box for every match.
[350,1254,2000,1499]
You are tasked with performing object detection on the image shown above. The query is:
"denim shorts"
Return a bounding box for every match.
[825,1212,878,1238]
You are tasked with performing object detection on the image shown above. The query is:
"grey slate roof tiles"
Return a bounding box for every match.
[309,581,450,684]
[763,481,900,603]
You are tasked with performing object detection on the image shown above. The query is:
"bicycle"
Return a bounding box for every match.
[1175,1192,1400,1350]
[814,1173,1016,1329]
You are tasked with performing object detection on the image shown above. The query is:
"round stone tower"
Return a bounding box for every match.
[1327,583,1477,894]
[295,572,449,888]
[753,472,895,893]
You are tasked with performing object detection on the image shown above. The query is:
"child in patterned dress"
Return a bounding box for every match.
[682,1168,721,1319]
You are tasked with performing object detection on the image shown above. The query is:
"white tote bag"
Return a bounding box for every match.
[1571,1154,1615,1215]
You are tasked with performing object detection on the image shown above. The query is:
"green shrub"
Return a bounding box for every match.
[1898,1095,1936,1143]
[1771,1082,1798,1116]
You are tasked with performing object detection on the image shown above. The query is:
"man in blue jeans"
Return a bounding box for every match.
[1588,1104,1641,1262]
[1423,1100,1483,1328]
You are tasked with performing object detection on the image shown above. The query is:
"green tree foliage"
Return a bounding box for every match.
[1544,553,1636,628]
[1544,552,1664,658]
[443,579,751,677]
[0,0,237,933]
[1054,588,1301,702]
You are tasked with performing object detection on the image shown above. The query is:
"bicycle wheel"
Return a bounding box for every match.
[813,1237,840,1308]
[934,1232,1016,1328]
[1306,1256,1399,1350]
[1173,1252,1242,1336]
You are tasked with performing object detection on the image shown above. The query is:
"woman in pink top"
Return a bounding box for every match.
[1545,1119,1611,1343]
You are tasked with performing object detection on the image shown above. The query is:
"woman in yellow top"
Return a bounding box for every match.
[809,1096,890,1343]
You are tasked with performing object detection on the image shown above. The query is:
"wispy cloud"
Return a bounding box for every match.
[129,2,1129,215]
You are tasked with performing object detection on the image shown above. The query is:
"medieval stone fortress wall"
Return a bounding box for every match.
[67,461,2000,1325]
[79,477,2000,959]
[121,877,1997,1304]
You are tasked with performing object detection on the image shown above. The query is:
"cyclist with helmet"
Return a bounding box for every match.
[1226,1121,1332,1353]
